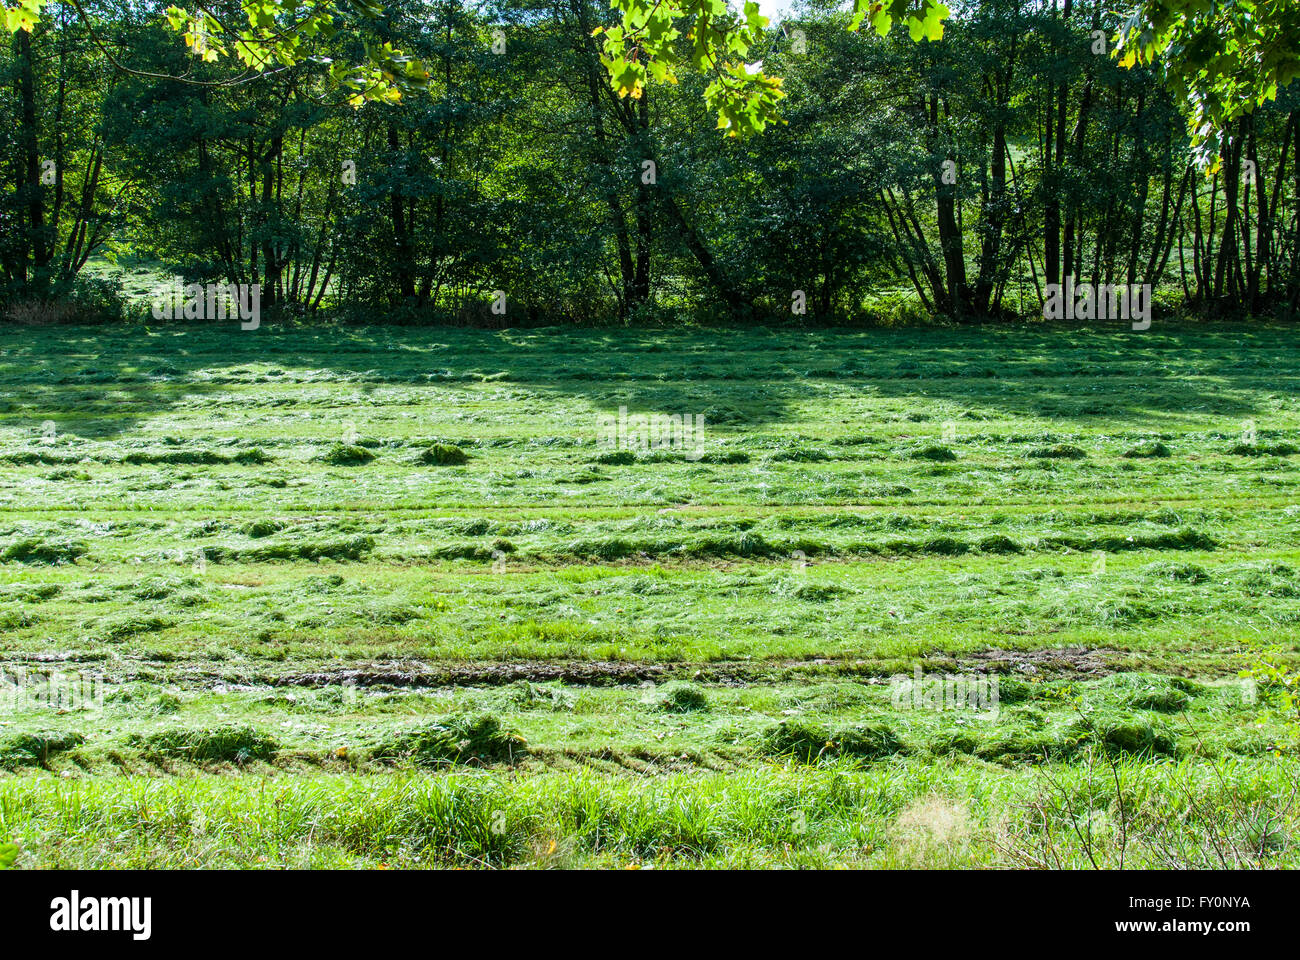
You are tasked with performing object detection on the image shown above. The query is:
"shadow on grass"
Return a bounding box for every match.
[0,321,1294,440]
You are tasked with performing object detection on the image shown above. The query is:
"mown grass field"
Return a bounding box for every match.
[1,322,1298,869]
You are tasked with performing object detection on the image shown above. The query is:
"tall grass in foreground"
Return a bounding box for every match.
[3,757,1295,869]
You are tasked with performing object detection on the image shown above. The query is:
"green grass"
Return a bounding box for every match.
[0,321,1297,869]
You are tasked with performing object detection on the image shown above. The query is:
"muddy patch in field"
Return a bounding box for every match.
[944,646,1119,678]
[279,660,676,688]
[275,657,901,689]
[0,650,1118,691]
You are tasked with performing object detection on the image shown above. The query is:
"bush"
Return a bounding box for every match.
[3,276,124,325]
[3,299,83,325]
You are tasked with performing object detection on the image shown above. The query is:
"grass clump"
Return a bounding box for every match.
[773,578,850,602]
[593,449,636,465]
[656,681,710,713]
[978,534,1022,554]
[370,713,525,766]
[507,682,576,711]
[417,444,469,466]
[105,683,182,715]
[1093,673,1192,712]
[0,731,86,770]
[1,536,88,564]
[121,448,272,465]
[699,449,751,464]
[921,536,970,556]
[132,724,280,764]
[761,719,902,763]
[95,613,175,642]
[1027,444,1088,460]
[233,448,273,465]
[208,535,375,563]
[961,726,1077,763]
[1123,441,1172,458]
[321,443,375,465]
[765,445,832,463]
[1230,441,1298,457]
[242,518,287,538]
[1231,562,1300,598]
[908,444,957,462]
[1086,714,1179,756]
[1143,561,1209,584]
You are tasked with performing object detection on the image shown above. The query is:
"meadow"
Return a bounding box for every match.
[0,321,1297,869]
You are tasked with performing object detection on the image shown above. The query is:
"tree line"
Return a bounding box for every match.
[2,0,1297,326]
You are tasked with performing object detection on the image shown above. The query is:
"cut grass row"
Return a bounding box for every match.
[1,669,1285,775]
[1,549,1298,665]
